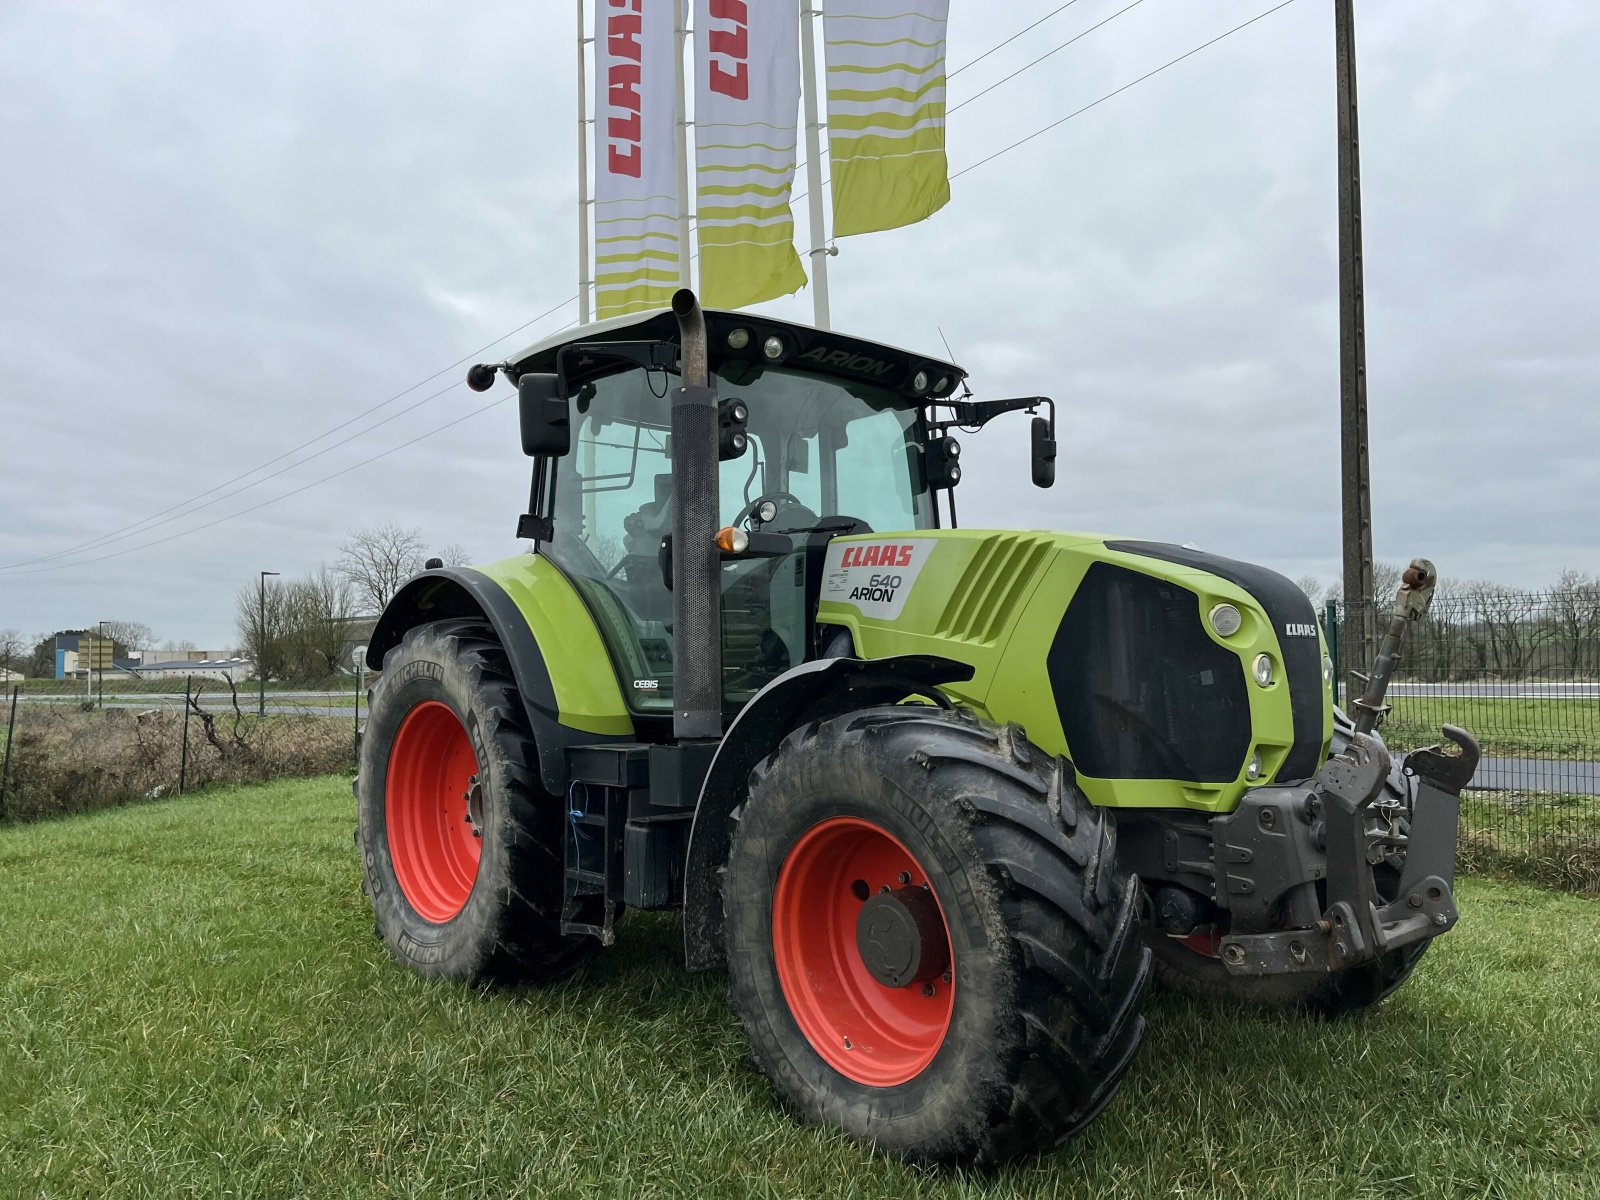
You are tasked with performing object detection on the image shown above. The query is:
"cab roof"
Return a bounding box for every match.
[507,306,968,402]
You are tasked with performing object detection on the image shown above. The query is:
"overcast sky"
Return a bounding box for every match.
[2,0,1595,648]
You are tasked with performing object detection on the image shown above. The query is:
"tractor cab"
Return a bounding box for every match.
[489,303,1049,720]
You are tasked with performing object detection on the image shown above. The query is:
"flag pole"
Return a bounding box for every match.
[799,3,831,330]
[577,0,593,325]
[675,0,694,291]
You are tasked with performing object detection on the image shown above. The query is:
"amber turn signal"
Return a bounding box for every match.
[715,526,749,554]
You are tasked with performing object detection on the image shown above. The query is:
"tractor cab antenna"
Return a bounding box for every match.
[937,326,973,401]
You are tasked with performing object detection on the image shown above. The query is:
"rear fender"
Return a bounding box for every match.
[367,560,633,794]
[681,654,974,971]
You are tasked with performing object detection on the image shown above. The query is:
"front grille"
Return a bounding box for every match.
[1049,562,1250,782]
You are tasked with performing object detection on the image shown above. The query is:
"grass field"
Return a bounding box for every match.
[1385,696,1599,760]
[2,779,1598,1199]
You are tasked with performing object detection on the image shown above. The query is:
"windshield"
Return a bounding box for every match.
[543,361,932,713]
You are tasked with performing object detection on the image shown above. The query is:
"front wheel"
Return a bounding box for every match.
[357,619,602,985]
[723,707,1150,1165]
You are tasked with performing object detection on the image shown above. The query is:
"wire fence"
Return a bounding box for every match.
[1331,587,1600,892]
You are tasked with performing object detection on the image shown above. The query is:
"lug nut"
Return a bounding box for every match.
[942,971,952,984]
[1223,944,1245,965]
[897,871,912,885]
[842,1037,853,1050]
[922,983,936,997]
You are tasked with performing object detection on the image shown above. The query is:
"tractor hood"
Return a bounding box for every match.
[815,529,1334,815]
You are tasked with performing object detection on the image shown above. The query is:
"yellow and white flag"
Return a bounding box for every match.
[594,0,682,318]
[823,0,950,238]
[694,0,807,309]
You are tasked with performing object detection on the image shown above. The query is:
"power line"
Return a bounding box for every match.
[7,394,516,576]
[952,0,1302,181]
[948,0,1148,116]
[948,1,1086,79]
[12,1,1300,577]
[10,3,1107,575]
[0,294,576,571]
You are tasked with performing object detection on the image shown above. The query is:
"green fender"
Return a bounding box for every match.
[366,554,634,794]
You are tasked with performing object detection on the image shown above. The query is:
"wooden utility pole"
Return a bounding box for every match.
[1335,0,1376,682]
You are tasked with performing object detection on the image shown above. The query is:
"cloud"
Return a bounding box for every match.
[1,0,1594,645]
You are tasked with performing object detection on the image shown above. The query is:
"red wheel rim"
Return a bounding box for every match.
[772,816,955,1087]
[386,700,482,923]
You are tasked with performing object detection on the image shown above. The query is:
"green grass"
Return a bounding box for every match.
[1460,792,1600,893]
[2,780,1598,1198]
[1385,696,1600,759]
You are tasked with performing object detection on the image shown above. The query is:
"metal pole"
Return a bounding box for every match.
[258,570,278,718]
[1335,0,1375,675]
[98,620,107,710]
[0,686,19,819]
[179,675,191,794]
[354,658,362,763]
[799,4,832,329]
[1325,598,1340,710]
[577,0,593,325]
[674,0,694,291]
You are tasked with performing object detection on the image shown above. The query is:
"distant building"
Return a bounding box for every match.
[136,658,253,683]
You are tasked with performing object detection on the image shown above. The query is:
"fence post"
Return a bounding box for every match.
[1324,599,1341,710]
[179,675,191,794]
[353,660,362,765]
[0,685,19,819]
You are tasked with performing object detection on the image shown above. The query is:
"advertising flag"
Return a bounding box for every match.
[823,0,950,237]
[594,0,682,318]
[694,0,807,309]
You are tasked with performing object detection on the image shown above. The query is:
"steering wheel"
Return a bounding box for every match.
[731,491,807,529]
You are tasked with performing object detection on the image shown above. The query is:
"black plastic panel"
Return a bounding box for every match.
[1050,563,1250,782]
[1105,540,1325,781]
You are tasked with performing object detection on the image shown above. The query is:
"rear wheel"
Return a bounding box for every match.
[357,619,601,985]
[723,706,1150,1165]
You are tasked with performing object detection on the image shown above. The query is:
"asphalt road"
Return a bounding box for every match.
[1469,757,1599,796]
[1387,683,1600,699]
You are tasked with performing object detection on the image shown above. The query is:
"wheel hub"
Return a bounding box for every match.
[856,886,949,989]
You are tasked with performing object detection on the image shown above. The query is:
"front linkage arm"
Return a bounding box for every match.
[1219,558,1481,976]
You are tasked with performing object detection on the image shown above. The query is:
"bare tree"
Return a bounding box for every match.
[0,628,24,674]
[437,543,473,567]
[1551,570,1600,673]
[282,567,357,679]
[1294,576,1326,608]
[235,578,293,685]
[1462,581,1554,678]
[339,523,427,614]
[101,620,154,654]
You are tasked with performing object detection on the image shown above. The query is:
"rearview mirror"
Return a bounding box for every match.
[518,373,569,457]
[1031,416,1056,488]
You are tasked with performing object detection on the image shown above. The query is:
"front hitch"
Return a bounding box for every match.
[1218,559,1480,976]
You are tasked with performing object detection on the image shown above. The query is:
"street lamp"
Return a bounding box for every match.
[97,619,108,710]
[258,571,279,718]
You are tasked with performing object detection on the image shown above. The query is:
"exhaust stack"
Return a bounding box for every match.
[669,289,723,740]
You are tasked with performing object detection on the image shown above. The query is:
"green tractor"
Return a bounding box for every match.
[356,291,1476,1164]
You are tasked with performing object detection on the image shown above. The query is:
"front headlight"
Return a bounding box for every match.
[1252,653,1275,687]
[1208,603,1242,638]
[1323,655,1334,685]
